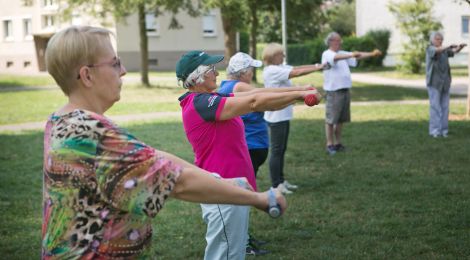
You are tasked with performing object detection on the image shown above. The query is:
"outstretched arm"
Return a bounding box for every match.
[289,63,325,78]
[354,49,382,60]
[162,151,287,213]
[233,81,314,96]
[219,88,321,120]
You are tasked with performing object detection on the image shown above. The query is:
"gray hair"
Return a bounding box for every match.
[226,67,251,80]
[429,31,443,45]
[179,65,211,89]
[325,32,341,46]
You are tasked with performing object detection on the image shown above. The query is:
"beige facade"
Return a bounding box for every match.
[0,0,114,74]
[0,0,224,74]
[116,9,225,71]
[356,0,470,66]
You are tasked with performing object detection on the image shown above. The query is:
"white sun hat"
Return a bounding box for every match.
[227,52,263,74]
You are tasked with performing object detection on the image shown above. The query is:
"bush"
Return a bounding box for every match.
[364,29,391,67]
[265,29,391,68]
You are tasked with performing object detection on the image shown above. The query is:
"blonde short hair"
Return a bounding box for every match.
[45,26,113,95]
[262,43,284,65]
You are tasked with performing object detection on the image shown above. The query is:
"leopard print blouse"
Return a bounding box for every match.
[42,109,181,259]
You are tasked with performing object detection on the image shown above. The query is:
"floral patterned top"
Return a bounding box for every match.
[42,109,181,259]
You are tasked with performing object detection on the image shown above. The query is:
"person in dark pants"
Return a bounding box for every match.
[219,52,319,255]
[262,43,326,194]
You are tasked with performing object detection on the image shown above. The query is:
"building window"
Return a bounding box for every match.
[202,10,217,37]
[462,16,469,37]
[7,61,14,68]
[145,13,159,36]
[43,0,56,7]
[24,61,31,67]
[22,0,33,6]
[3,20,13,41]
[23,18,32,40]
[43,15,55,29]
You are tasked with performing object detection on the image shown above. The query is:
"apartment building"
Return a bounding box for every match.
[0,0,114,74]
[0,0,225,74]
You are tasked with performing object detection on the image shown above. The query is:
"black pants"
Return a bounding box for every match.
[249,148,268,177]
[267,120,290,188]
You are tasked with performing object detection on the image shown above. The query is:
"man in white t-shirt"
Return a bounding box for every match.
[321,32,382,155]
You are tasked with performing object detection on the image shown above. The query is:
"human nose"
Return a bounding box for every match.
[120,63,127,76]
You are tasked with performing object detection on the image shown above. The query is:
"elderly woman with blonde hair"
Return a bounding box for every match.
[262,43,326,194]
[42,25,288,259]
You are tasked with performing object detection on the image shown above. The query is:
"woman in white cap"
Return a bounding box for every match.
[176,51,321,259]
[219,52,325,255]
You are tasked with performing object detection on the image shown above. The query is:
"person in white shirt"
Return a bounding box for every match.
[321,32,381,155]
[262,43,325,194]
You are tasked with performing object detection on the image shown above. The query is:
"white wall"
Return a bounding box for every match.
[356,0,470,66]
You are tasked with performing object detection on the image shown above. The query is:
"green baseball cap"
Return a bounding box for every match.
[176,51,224,82]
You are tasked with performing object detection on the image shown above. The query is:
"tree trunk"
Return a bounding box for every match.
[138,4,150,87]
[221,8,237,62]
[467,20,470,117]
[248,1,258,82]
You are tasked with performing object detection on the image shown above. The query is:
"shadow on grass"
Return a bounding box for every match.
[1,118,469,259]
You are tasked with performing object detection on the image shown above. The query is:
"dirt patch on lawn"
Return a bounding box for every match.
[449,114,469,121]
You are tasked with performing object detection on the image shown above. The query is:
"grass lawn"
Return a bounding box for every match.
[1,101,469,259]
[0,69,442,125]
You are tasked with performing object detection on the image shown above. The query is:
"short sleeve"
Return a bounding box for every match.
[427,45,437,60]
[193,93,229,121]
[95,127,181,218]
[264,65,292,85]
[322,50,336,66]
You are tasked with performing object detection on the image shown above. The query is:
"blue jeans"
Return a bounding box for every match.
[201,203,250,260]
[427,87,449,136]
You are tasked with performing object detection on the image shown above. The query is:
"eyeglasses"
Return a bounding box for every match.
[77,57,122,79]
[204,65,217,75]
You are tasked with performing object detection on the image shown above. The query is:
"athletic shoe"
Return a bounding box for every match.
[326,145,336,155]
[248,235,268,248]
[334,143,346,152]
[277,183,293,194]
[246,246,270,256]
[283,180,298,190]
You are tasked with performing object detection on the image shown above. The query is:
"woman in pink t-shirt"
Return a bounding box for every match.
[176,51,321,259]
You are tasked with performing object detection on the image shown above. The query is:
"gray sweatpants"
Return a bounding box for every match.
[427,86,450,136]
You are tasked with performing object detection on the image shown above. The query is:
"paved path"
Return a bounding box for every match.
[1,73,468,132]
[2,99,468,133]
[351,73,469,95]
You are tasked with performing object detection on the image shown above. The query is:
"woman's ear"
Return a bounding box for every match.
[78,67,93,87]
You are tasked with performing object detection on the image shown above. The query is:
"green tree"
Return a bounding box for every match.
[257,0,325,44]
[388,0,442,73]
[61,0,197,87]
[325,0,356,36]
